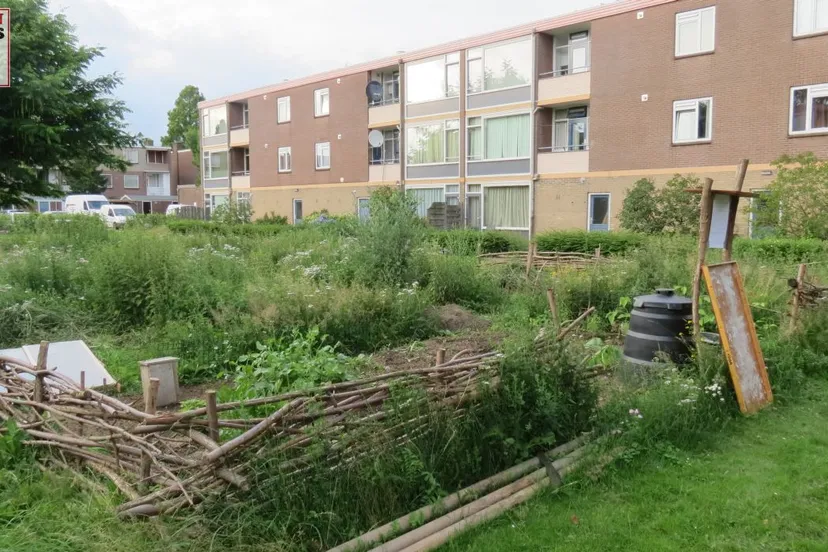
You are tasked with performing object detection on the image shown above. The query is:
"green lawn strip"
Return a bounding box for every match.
[442,382,828,552]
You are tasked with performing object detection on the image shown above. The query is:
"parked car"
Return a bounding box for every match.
[99,205,136,228]
[65,194,110,214]
[165,203,195,216]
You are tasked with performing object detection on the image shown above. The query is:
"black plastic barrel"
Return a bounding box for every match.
[622,288,693,366]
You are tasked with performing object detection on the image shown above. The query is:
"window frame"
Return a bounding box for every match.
[476,181,531,232]
[466,36,533,96]
[405,54,462,105]
[789,83,828,135]
[242,104,249,128]
[357,197,371,221]
[124,149,139,164]
[465,111,532,164]
[672,97,713,144]
[243,147,250,174]
[314,88,330,117]
[794,0,828,37]
[370,128,401,165]
[103,174,113,189]
[315,142,331,170]
[123,174,140,189]
[587,193,611,232]
[278,146,292,173]
[293,199,303,224]
[277,96,291,123]
[202,150,229,180]
[674,6,716,57]
[406,119,461,166]
[202,105,228,137]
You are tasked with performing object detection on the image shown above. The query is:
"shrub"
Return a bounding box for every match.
[167,219,286,236]
[619,174,701,235]
[535,230,644,255]
[427,255,503,311]
[619,178,661,234]
[254,212,288,225]
[125,214,168,229]
[733,236,828,262]
[430,229,527,255]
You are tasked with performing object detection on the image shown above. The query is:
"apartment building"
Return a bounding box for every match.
[102,145,197,214]
[199,0,828,235]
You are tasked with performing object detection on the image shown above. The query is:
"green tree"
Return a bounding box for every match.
[0,0,133,206]
[755,153,828,239]
[161,85,204,176]
[619,178,661,233]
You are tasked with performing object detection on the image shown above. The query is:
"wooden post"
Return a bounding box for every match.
[140,451,152,493]
[546,288,560,330]
[595,246,601,259]
[692,178,715,339]
[789,263,807,334]
[145,378,160,415]
[525,243,536,276]
[79,370,86,391]
[435,348,446,366]
[206,390,220,443]
[722,159,750,262]
[34,341,49,403]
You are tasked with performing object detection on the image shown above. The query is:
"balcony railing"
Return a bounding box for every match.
[369,153,401,165]
[540,40,591,78]
[369,95,401,107]
[537,117,590,152]
[231,170,250,177]
[230,123,249,130]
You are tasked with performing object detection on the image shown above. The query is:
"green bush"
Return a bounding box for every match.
[125,214,168,229]
[733,237,828,262]
[619,174,701,235]
[427,255,503,311]
[430,229,527,255]
[11,213,109,249]
[167,218,286,236]
[535,230,644,255]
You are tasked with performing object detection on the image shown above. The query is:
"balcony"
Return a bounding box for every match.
[537,150,589,174]
[537,115,589,174]
[369,99,401,128]
[369,162,401,183]
[231,170,250,189]
[230,124,249,147]
[537,41,591,106]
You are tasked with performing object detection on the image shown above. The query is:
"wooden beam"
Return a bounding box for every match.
[722,159,750,262]
[692,178,715,339]
[206,390,220,443]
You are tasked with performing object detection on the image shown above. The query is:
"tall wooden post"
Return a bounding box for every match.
[525,243,536,277]
[206,390,220,443]
[692,178,715,339]
[789,263,808,335]
[722,159,750,262]
[435,348,446,366]
[145,378,160,415]
[34,341,49,403]
[546,288,560,330]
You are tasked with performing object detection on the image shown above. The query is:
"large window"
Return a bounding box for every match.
[406,54,460,104]
[553,31,590,76]
[370,129,400,164]
[123,149,139,164]
[588,193,610,232]
[483,185,530,230]
[146,150,166,164]
[277,97,291,123]
[553,107,589,151]
[790,84,828,135]
[673,98,712,144]
[314,88,329,117]
[202,105,228,137]
[795,0,828,36]
[123,174,139,189]
[408,187,445,218]
[467,37,532,94]
[278,147,292,173]
[407,120,460,165]
[675,7,716,57]
[236,191,251,210]
[203,150,229,179]
[467,113,530,161]
[315,142,330,170]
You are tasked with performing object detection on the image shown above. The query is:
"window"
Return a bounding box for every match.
[790,84,828,134]
[146,150,166,164]
[315,142,330,170]
[383,72,400,104]
[37,201,50,213]
[445,184,460,206]
[408,187,445,218]
[406,120,460,165]
[553,31,591,76]
[277,96,291,123]
[795,0,828,36]
[588,194,610,232]
[370,129,400,164]
[147,173,165,193]
[293,199,303,224]
[675,7,716,57]
[236,191,251,210]
[553,107,589,151]
[103,174,113,188]
[278,146,292,173]
[202,105,228,137]
[467,37,532,94]
[314,88,329,117]
[483,185,530,230]
[203,150,229,179]
[357,198,370,221]
[123,149,139,164]
[243,148,250,173]
[673,98,712,144]
[467,113,531,161]
[466,184,482,229]
[242,104,249,128]
[124,175,140,189]
[406,54,461,104]
[210,194,229,212]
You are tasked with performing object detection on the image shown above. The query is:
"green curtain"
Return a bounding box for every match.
[468,126,482,160]
[407,124,444,164]
[408,188,445,218]
[485,115,529,159]
[484,186,529,229]
[446,129,459,161]
[211,152,228,178]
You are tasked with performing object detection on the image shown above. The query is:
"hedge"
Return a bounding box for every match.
[166,219,286,236]
[535,230,645,255]
[430,229,528,255]
[733,237,828,262]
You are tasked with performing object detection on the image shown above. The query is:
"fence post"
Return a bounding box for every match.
[34,341,49,404]
[789,263,807,334]
[206,390,220,443]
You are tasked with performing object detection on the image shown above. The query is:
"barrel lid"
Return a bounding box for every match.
[633,288,692,311]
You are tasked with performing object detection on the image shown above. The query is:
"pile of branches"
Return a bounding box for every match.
[479,250,600,271]
[0,348,499,518]
[788,277,828,307]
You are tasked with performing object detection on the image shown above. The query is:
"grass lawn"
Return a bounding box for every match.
[443,382,828,552]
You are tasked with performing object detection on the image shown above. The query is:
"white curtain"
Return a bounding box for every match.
[484,115,530,159]
[484,186,529,229]
[408,188,445,218]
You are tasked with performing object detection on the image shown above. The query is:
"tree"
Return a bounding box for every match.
[0,0,133,206]
[161,85,204,174]
[619,178,661,234]
[619,174,700,235]
[755,153,828,239]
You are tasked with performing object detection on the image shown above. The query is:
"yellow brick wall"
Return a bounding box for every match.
[251,183,395,221]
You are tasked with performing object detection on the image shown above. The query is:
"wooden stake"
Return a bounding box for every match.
[34,341,49,403]
[140,451,152,493]
[789,263,807,334]
[595,245,601,259]
[525,242,535,276]
[546,288,560,330]
[692,178,715,339]
[205,390,220,443]
[435,349,446,366]
[722,159,750,262]
[79,371,86,391]
[145,378,160,415]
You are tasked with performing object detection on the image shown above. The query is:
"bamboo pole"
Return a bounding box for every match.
[692,178,715,339]
[546,288,560,330]
[789,263,807,334]
[205,391,220,443]
[722,159,750,262]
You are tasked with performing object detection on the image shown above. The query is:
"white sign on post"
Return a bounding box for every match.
[0,8,8,88]
[708,193,731,250]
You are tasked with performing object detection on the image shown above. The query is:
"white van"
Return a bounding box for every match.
[64,194,110,215]
[98,205,136,228]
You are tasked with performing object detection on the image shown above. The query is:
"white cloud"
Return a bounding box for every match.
[49,0,605,141]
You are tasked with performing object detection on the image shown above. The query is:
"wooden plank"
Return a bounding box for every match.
[692,178,714,338]
[703,262,773,414]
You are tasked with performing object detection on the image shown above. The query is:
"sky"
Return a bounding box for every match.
[50,0,606,142]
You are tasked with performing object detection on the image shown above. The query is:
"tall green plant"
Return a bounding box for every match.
[619,178,661,234]
[619,174,701,235]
